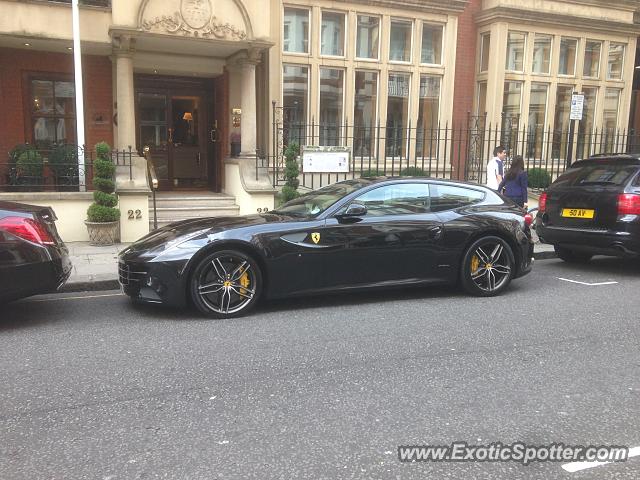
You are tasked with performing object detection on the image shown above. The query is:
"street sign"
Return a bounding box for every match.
[570,93,584,121]
[302,146,350,173]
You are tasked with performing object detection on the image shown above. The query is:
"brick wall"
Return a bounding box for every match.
[0,47,113,158]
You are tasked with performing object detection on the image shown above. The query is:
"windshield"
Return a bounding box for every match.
[273,180,370,217]
[552,161,639,188]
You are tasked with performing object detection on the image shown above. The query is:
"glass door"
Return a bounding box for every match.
[138,93,170,189]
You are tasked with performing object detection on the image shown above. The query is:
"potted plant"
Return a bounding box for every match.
[14,149,44,191]
[230,132,241,157]
[49,144,80,191]
[85,142,120,245]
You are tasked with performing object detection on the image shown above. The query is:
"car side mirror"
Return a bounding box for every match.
[336,203,367,222]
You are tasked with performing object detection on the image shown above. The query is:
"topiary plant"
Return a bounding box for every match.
[87,142,119,223]
[9,143,36,167]
[527,167,552,189]
[400,167,427,177]
[16,150,43,177]
[281,142,300,203]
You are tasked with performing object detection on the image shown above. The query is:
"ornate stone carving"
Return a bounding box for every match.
[141,0,246,40]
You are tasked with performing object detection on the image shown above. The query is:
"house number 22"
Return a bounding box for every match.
[128,209,142,220]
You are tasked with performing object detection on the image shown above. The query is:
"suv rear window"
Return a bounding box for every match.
[552,161,640,187]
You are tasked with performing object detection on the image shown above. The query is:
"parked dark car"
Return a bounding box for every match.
[0,201,72,303]
[119,177,534,318]
[536,154,640,262]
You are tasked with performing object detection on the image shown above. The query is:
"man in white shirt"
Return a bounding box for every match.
[486,146,506,190]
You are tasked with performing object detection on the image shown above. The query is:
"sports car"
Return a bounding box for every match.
[118,177,534,318]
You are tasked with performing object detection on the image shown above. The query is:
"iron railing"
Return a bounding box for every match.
[268,104,640,191]
[1,144,132,192]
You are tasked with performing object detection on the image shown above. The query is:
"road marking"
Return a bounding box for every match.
[562,446,640,473]
[31,293,124,302]
[557,277,618,286]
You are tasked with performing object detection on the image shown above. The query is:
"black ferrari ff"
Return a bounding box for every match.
[119,178,534,318]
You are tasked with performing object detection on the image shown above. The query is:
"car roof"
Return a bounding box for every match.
[356,176,489,189]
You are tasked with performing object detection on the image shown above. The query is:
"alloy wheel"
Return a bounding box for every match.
[465,238,514,295]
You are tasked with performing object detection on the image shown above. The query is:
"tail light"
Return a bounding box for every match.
[0,216,55,245]
[524,213,533,227]
[617,194,640,215]
[538,192,547,213]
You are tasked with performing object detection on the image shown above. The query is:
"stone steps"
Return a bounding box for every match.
[148,192,240,230]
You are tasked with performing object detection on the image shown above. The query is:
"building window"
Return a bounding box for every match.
[416,75,440,157]
[603,88,620,131]
[31,78,76,145]
[319,68,344,146]
[480,33,490,72]
[421,24,443,65]
[576,87,597,159]
[502,81,522,148]
[583,41,601,78]
[476,82,487,116]
[532,34,551,74]
[356,15,379,60]
[353,70,378,157]
[552,85,574,158]
[559,38,577,76]
[386,73,410,156]
[389,19,412,62]
[283,7,309,54]
[321,11,345,57]
[282,64,309,144]
[505,31,526,71]
[607,43,625,80]
[526,83,548,157]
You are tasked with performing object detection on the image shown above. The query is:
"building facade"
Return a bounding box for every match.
[0,0,638,241]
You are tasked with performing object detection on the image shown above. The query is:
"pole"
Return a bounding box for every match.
[72,0,86,191]
[566,119,576,168]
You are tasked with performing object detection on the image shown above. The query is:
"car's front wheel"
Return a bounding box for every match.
[554,245,593,263]
[190,249,262,318]
[461,236,515,296]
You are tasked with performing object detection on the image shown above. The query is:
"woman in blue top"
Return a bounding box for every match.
[498,155,528,208]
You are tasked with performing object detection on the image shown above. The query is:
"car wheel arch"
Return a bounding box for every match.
[459,228,521,276]
[183,240,268,305]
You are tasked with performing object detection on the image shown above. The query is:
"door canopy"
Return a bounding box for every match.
[139,0,253,41]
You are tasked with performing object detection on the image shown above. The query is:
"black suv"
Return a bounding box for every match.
[535,154,640,262]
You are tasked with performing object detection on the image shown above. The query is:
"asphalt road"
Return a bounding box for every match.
[1,258,639,479]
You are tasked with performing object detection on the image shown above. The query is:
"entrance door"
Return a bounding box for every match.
[137,80,217,191]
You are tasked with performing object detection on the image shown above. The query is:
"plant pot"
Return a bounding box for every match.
[84,220,119,246]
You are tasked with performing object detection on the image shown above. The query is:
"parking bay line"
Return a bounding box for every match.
[557,277,619,286]
[562,446,640,473]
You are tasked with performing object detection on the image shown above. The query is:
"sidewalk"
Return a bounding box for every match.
[61,237,556,293]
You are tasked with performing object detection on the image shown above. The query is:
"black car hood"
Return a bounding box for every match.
[127,213,301,252]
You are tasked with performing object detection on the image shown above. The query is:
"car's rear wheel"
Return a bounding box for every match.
[554,246,593,263]
[461,236,515,296]
[190,249,262,318]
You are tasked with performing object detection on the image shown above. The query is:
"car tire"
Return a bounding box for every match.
[554,246,593,263]
[461,236,515,297]
[190,249,262,319]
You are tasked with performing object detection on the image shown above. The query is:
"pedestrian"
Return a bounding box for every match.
[498,154,528,209]
[486,146,506,190]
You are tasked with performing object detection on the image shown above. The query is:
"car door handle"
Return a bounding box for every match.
[428,225,443,238]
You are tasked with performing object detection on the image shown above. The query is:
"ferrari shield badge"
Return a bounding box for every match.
[311,232,321,244]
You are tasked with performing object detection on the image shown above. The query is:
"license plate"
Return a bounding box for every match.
[561,208,595,219]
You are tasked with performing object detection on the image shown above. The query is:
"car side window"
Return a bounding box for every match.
[352,183,430,217]
[430,184,484,212]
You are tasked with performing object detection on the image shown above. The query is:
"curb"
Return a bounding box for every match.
[533,251,557,260]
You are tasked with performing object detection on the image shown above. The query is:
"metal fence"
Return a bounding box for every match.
[1,144,132,192]
[267,105,640,191]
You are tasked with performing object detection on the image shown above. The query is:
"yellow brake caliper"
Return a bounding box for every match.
[470,254,480,274]
[239,270,250,295]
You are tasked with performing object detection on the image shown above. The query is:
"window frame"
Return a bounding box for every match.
[479,32,491,73]
[355,13,381,61]
[317,66,346,146]
[281,63,311,132]
[26,72,77,145]
[558,37,579,77]
[505,31,527,73]
[353,69,380,155]
[531,33,552,75]
[388,18,414,64]
[583,40,602,79]
[420,22,444,66]
[283,6,311,55]
[320,9,347,58]
[607,42,626,81]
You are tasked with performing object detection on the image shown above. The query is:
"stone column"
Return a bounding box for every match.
[237,49,261,157]
[113,36,136,150]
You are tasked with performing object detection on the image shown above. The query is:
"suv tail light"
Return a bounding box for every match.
[0,216,55,245]
[617,194,640,215]
[538,192,547,213]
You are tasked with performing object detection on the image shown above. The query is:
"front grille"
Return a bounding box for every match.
[118,262,147,286]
